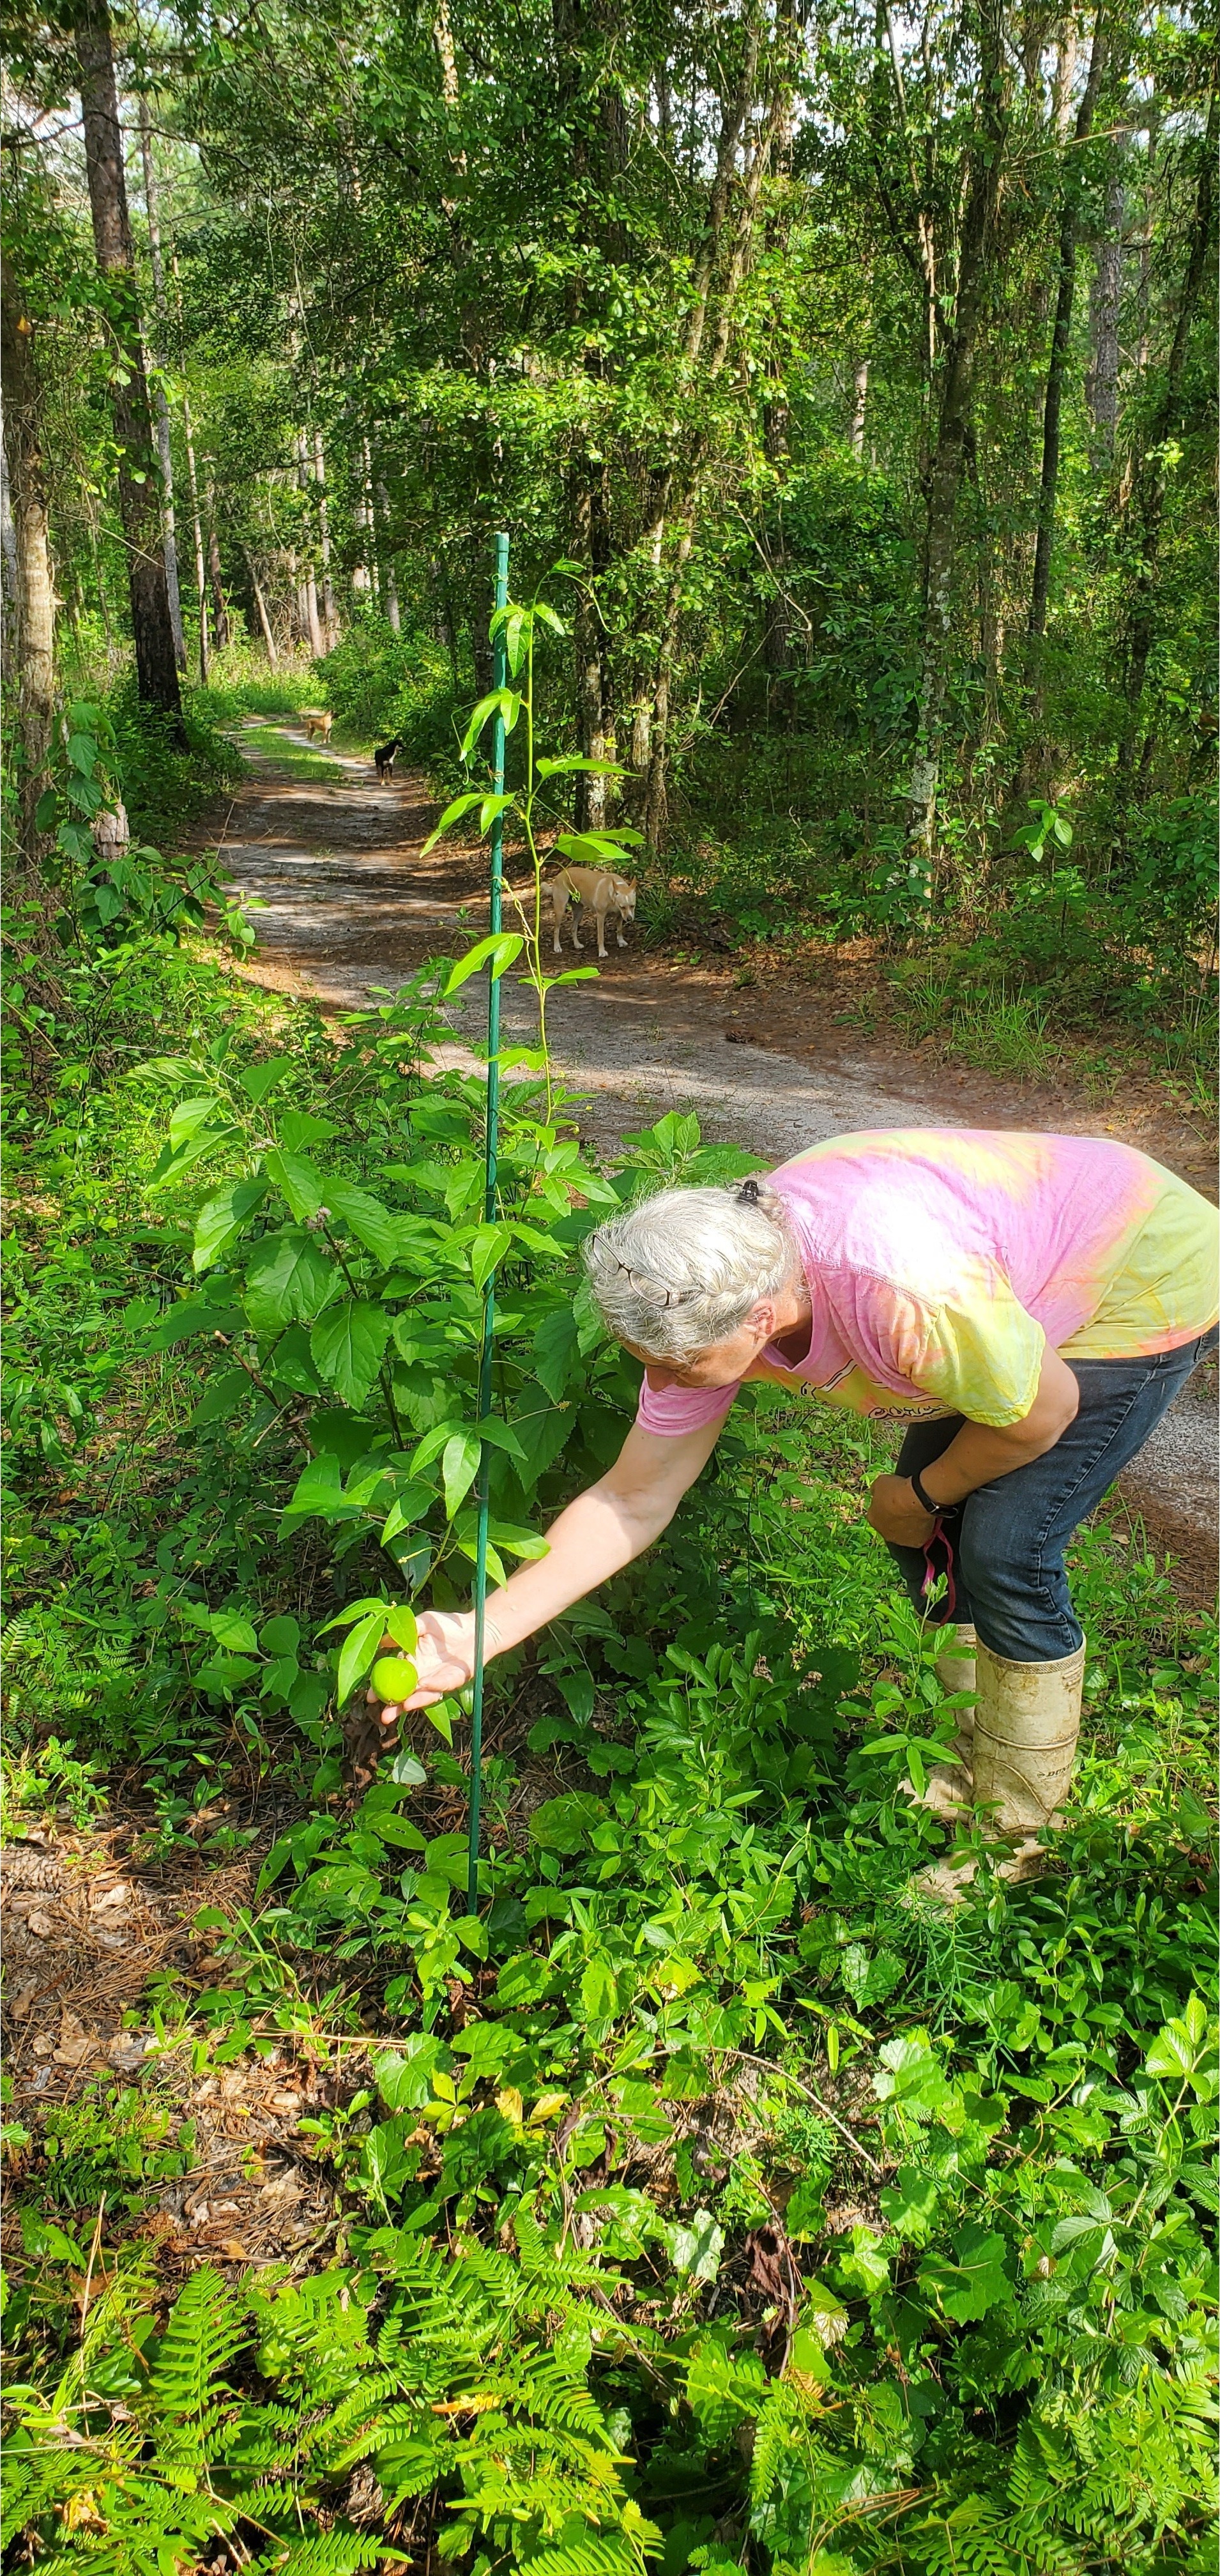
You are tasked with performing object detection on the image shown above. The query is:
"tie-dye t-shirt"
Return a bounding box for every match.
[634,1131,1219,1438]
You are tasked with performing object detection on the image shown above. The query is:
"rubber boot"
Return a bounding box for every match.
[908,1623,976,1821]
[914,1638,1085,1905]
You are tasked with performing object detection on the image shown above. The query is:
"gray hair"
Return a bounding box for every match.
[583,1177,796,1362]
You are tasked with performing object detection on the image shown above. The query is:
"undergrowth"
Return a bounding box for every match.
[2,619,1216,2575]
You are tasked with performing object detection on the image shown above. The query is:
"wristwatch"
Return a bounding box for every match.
[908,1465,942,1517]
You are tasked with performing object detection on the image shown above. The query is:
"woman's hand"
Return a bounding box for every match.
[366,1609,477,1736]
[867,1473,937,1547]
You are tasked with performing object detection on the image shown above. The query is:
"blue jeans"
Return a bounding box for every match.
[886,1329,1217,1663]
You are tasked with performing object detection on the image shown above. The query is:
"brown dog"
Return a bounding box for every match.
[303,710,333,742]
[508,866,636,960]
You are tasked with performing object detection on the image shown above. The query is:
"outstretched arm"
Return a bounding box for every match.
[373,1415,724,1715]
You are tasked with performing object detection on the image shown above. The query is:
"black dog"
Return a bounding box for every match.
[374,737,402,781]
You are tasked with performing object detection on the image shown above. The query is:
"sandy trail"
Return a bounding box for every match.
[214,723,1217,1601]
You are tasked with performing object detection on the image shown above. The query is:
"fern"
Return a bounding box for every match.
[4,2242,660,2576]
[247,2535,396,2575]
[148,2264,247,2431]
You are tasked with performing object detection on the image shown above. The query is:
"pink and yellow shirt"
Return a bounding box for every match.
[635,1131,1219,1438]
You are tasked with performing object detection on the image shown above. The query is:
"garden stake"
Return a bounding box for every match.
[467,528,511,1912]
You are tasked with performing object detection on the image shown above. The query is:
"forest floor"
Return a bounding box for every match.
[194,717,1217,1596]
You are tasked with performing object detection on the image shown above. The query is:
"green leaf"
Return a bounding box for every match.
[1145,1995,1216,2095]
[278,1108,342,1150]
[443,932,523,997]
[367,1809,427,1851]
[208,1610,258,1653]
[918,2224,1010,2323]
[320,1596,392,1631]
[243,1229,340,1328]
[375,2037,452,2110]
[553,830,644,865]
[310,1300,390,1408]
[189,1367,251,1428]
[280,1454,346,1523]
[336,1607,388,1705]
[478,792,516,831]
[193,1177,270,1273]
[879,2166,941,2243]
[458,688,522,762]
[260,1615,301,1654]
[323,1178,400,1267]
[264,1147,326,1221]
[468,1221,511,1293]
[788,2327,830,2383]
[580,1955,619,2022]
[238,1058,293,1103]
[528,1791,602,1854]
[873,2034,952,2120]
[441,1428,482,1520]
[153,1124,243,1190]
[421,790,483,855]
[535,754,625,779]
[533,1304,580,1400]
[380,1487,432,1544]
[142,1294,244,1351]
[169,1095,224,1151]
[666,2209,723,2281]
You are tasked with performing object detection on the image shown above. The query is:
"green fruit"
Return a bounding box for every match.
[372,1655,416,1699]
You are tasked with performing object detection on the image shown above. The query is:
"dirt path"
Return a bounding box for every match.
[212,721,1217,1602]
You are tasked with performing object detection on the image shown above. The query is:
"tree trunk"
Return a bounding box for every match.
[171,254,209,682]
[375,483,401,632]
[137,93,185,671]
[1027,11,1107,642]
[293,431,325,653]
[244,548,278,664]
[904,0,1007,887]
[1087,126,1131,470]
[1,270,57,864]
[636,3,799,848]
[0,429,19,683]
[850,358,869,457]
[1120,89,1216,770]
[314,428,339,644]
[75,0,183,734]
[205,475,230,650]
[181,384,208,681]
[570,454,613,829]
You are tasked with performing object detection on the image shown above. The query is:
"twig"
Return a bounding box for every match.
[724,2050,885,2178]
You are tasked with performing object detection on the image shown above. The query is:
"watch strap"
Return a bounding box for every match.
[909,1465,941,1517]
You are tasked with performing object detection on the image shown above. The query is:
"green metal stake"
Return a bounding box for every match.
[467,528,510,1914]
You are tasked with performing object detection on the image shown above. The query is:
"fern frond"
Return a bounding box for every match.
[148,2265,245,2428]
[247,2531,392,2576]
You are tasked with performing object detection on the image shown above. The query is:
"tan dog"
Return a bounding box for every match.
[545,864,637,958]
[303,710,333,742]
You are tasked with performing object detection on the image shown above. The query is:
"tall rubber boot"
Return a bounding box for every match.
[910,1623,977,1821]
[972,1638,1085,1840]
[914,1638,1085,1905]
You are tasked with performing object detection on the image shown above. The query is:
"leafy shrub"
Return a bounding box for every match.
[319,610,461,765]
[105,675,241,845]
